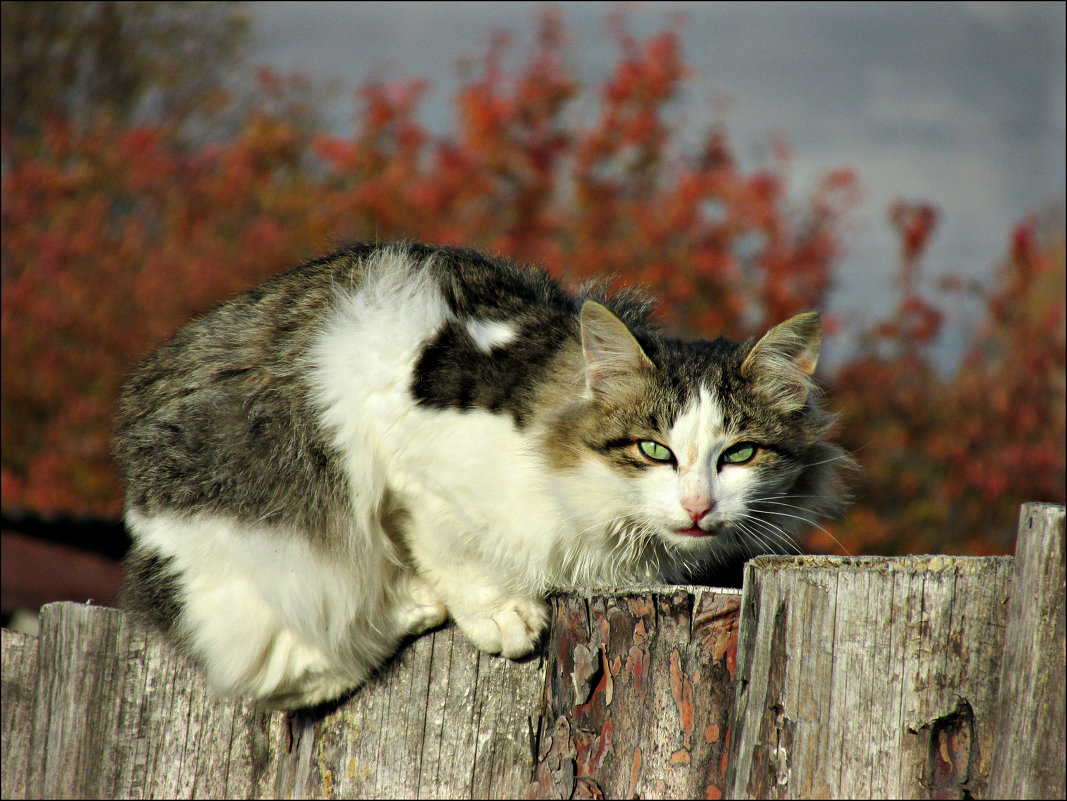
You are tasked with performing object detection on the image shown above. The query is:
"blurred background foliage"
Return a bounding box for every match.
[2,1,1064,557]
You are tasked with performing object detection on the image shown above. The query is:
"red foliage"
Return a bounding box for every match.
[826,212,1065,555]
[2,10,1063,555]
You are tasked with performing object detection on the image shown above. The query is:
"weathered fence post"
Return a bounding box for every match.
[988,502,1066,799]
[3,503,1065,799]
[275,617,544,799]
[278,585,746,799]
[724,554,1015,799]
[527,587,742,799]
[15,602,283,799]
[1,626,38,799]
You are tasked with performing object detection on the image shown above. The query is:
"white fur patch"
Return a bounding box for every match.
[306,247,450,538]
[303,249,576,594]
[127,508,399,706]
[669,387,727,472]
[465,319,518,352]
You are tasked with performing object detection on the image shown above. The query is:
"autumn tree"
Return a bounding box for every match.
[824,207,1066,555]
[2,5,1063,556]
[1,0,249,152]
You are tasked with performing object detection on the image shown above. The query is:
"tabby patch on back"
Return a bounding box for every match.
[116,241,852,709]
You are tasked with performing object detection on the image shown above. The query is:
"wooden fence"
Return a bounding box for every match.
[2,502,1063,800]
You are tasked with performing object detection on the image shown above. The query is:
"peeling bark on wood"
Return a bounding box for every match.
[988,503,1066,800]
[724,554,1014,800]
[528,587,742,800]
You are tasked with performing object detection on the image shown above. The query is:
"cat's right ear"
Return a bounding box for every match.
[580,301,654,397]
[740,311,822,411]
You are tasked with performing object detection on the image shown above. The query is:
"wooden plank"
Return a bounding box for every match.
[25,602,283,799]
[989,502,1066,799]
[4,531,1048,800]
[725,554,1014,799]
[529,586,742,799]
[2,626,38,800]
[275,620,544,799]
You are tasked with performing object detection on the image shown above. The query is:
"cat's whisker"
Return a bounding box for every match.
[733,521,774,561]
[750,506,821,532]
[804,452,858,469]
[752,498,832,516]
[739,527,783,551]
[741,503,808,546]
[735,514,803,557]
[750,492,852,513]
[729,520,763,558]
[750,506,852,557]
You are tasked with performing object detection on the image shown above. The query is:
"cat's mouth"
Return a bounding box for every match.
[676,526,713,537]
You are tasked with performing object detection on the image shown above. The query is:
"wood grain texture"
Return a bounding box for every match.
[24,602,282,800]
[529,586,743,800]
[6,522,1059,801]
[276,621,544,799]
[2,627,38,800]
[988,502,1066,799]
[725,554,1014,800]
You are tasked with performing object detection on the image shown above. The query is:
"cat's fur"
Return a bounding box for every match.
[116,241,851,709]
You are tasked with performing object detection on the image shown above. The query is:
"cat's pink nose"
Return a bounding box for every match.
[683,498,714,524]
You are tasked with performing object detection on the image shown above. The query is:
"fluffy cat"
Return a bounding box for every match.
[116,241,850,709]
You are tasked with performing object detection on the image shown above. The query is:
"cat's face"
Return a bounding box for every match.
[629,384,814,554]
[541,302,846,563]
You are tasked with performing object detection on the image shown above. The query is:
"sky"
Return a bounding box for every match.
[247,1,1066,368]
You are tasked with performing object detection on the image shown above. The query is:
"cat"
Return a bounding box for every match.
[116,241,851,710]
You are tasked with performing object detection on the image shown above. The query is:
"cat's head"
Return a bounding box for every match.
[540,301,853,575]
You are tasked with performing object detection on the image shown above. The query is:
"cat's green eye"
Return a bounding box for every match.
[638,440,674,463]
[722,442,758,465]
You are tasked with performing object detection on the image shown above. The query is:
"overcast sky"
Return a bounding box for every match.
[247,1,1066,366]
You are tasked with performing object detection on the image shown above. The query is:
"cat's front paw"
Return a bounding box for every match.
[458,597,548,659]
[397,574,449,635]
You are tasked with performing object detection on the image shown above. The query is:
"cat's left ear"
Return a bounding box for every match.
[580,301,654,397]
[740,312,822,410]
